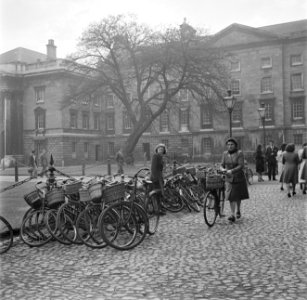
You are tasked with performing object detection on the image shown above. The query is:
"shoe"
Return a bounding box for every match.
[228,216,235,222]
[303,190,306,195]
[273,178,277,181]
[292,191,296,196]
[280,186,284,191]
[287,193,291,198]
[236,211,241,219]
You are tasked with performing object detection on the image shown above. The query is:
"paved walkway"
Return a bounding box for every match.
[0,181,306,300]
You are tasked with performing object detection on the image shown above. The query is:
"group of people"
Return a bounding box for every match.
[255,140,307,196]
[28,149,48,178]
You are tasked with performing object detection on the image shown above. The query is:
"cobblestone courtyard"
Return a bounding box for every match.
[0,181,306,300]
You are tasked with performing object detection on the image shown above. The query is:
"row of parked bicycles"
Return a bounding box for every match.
[1,163,253,253]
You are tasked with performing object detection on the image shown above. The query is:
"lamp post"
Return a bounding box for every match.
[223,90,236,137]
[257,104,266,149]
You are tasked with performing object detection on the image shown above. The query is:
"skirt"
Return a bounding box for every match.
[225,181,249,202]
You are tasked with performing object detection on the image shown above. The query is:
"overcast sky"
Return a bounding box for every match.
[0,0,306,58]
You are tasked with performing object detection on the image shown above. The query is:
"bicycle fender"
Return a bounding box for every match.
[149,189,161,197]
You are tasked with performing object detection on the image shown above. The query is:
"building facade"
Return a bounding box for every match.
[0,20,306,166]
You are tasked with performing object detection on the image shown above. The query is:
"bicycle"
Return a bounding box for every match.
[0,216,14,254]
[203,170,226,227]
[244,166,254,185]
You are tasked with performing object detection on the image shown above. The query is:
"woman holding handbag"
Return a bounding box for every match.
[220,138,249,222]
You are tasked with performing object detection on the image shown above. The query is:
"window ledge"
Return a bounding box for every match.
[200,128,214,131]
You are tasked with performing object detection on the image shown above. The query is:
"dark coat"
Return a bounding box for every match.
[265,146,278,165]
[150,153,164,190]
[221,150,249,202]
[255,150,265,173]
[282,151,300,184]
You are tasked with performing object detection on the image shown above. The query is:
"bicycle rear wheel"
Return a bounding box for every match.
[180,186,201,212]
[246,169,254,185]
[203,191,218,227]
[145,193,160,235]
[0,216,14,254]
[162,188,184,212]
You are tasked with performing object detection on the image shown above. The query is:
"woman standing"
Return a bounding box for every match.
[254,144,265,182]
[282,143,300,197]
[150,143,167,215]
[298,143,307,194]
[277,143,287,190]
[221,138,249,222]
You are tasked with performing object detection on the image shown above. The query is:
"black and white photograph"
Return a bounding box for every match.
[0,0,306,299]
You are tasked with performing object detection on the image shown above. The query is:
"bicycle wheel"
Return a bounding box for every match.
[0,216,14,254]
[180,186,201,212]
[45,209,72,245]
[246,169,254,185]
[20,210,52,247]
[99,202,138,251]
[76,204,107,249]
[144,193,160,235]
[162,188,184,212]
[203,191,218,227]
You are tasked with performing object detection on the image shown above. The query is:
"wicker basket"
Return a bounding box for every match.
[64,181,82,195]
[173,166,187,175]
[24,190,43,209]
[102,183,126,204]
[206,174,224,190]
[79,189,91,202]
[196,171,206,179]
[186,167,196,176]
[46,188,65,208]
[88,183,103,201]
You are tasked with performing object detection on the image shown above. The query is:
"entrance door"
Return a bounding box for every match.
[142,143,150,161]
[95,145,101,161]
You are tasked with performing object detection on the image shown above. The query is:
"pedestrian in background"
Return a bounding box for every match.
[28,150,38,178]
[221,137,249,222]
[298,142,307,195]
[277,143,287,190]
[39,149,48,177]
[282,143,300,197]
[115,148,124,174]
[150,143,167,215]
[254,144,265,182]
[265,140,278,181]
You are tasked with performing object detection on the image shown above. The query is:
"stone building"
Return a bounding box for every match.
[0,20,306,166]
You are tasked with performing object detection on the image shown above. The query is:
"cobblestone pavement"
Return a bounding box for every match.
[0,181,306,300]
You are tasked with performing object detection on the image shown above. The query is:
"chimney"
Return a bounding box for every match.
[46,39,57,60]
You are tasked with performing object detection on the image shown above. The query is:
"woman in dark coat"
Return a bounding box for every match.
[150,144,167,214]
[282,143,300,197]
[254,144,265,182]
[221,138,249,222]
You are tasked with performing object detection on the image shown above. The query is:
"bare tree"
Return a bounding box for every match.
[69,15,229,162]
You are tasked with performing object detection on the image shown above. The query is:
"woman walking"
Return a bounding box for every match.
[254,144,265,182]
[298,143,307,194]
[277,143,287,190]
[282,143,300,197]
[221,138,249,222]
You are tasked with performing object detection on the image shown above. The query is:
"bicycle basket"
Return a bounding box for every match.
[24,190,42,209]
[186,167,196,176]
[102,183,126,204]
[79,189,91,202]
[196,170,206,179]
[64,181,82,195]
[88,183,103,201]
[205,173,224,190]
[173,166,186,175]
[46,188,65,208]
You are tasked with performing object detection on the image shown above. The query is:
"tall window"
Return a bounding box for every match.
[179,108,189,131]
[161,139,169,149]
[232,102,242,127]
[261,57,272,69]
[84,142,89,159]
[291,73,303,91]
[94,114,101,130]
[82,95,90,105]
[264,102,273,121]
[292,99,304,120]
[230,79,240,95]
[70,110,77,128]
[106,113,115,132]
[293,134,303,145]
[202,138,212,154]
[108,142,115,156]
[230,60,240,72]
[160,110,169,132]
[105,94,114,108]
[35,86,45,103]
[72,142,76,154]
[34,108,46,129]
[123,110,132,131]
[82,113,89,129]
[93,95,101,107]
[200,106,212,129]
[290,54,302,66]
[261,77,273,94]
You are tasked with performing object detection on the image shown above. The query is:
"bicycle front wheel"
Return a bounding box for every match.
[0,216,14,254]
[145,193,160,235]
[203,191,218,227]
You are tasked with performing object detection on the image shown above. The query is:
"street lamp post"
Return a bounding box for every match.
[223,90,236,137]
[257,104,266,149]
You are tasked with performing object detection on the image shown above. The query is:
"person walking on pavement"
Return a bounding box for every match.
[28,150,38,178]
[298,142,307,195]
[220,137,249,222]
[150,143,167,215]
[254,144,265,182]
[277,143,287,190]
[115,148,124,174]
[265,140,278,181]
[282,143,300,198]
[39,149,48,177]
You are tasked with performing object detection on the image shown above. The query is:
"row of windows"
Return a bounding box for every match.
[230,54,303,72]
